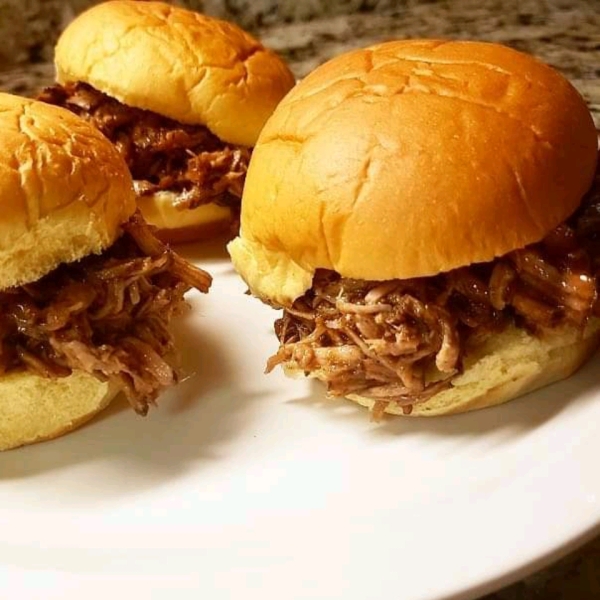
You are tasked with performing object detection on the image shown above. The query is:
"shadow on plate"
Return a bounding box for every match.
[285,352,600,444]
[0,311,262,497]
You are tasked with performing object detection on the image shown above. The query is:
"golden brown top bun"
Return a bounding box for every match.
[0,93,136,290]
[228,40,598,305]
[54,0,296,147]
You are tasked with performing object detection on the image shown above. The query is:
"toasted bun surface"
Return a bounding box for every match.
[229,40,598,305]
[0,370,119,451]
[285,320,600,417]
[137,191,234,244]
[55,1,296,147]
[0,93,136,290]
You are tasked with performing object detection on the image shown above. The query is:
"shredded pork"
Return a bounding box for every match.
[0,212,211,415]
[268,164,600,415]
[38,83,250,220]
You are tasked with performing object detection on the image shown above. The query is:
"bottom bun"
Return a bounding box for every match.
[286,320,600,418]
[0,370,119,451]
[137,190,235,243]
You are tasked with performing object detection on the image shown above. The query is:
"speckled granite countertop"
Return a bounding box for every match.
[2,0,599,127]
[1,1,599,598]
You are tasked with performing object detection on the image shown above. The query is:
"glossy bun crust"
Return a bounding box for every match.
[55,0,296,147]
[0,93,136,290]
[229,40,598,305]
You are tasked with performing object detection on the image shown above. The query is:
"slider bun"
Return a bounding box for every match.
[137,191,234,244]
[0,93,136,290]
[229,40,598,306]
[285,320,600,417]
[55,0,296,147]
[0,370,119,451]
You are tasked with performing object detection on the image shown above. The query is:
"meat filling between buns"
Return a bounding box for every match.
[0,212,211,415]
[267,164,600,418]
[39,83,250,222]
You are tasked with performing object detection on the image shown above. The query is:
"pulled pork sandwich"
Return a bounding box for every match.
[0,93,212,450]
[228,39,600,418]
[38,0,295,244]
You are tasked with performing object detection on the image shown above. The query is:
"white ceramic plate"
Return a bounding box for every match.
[1,245,600,600]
